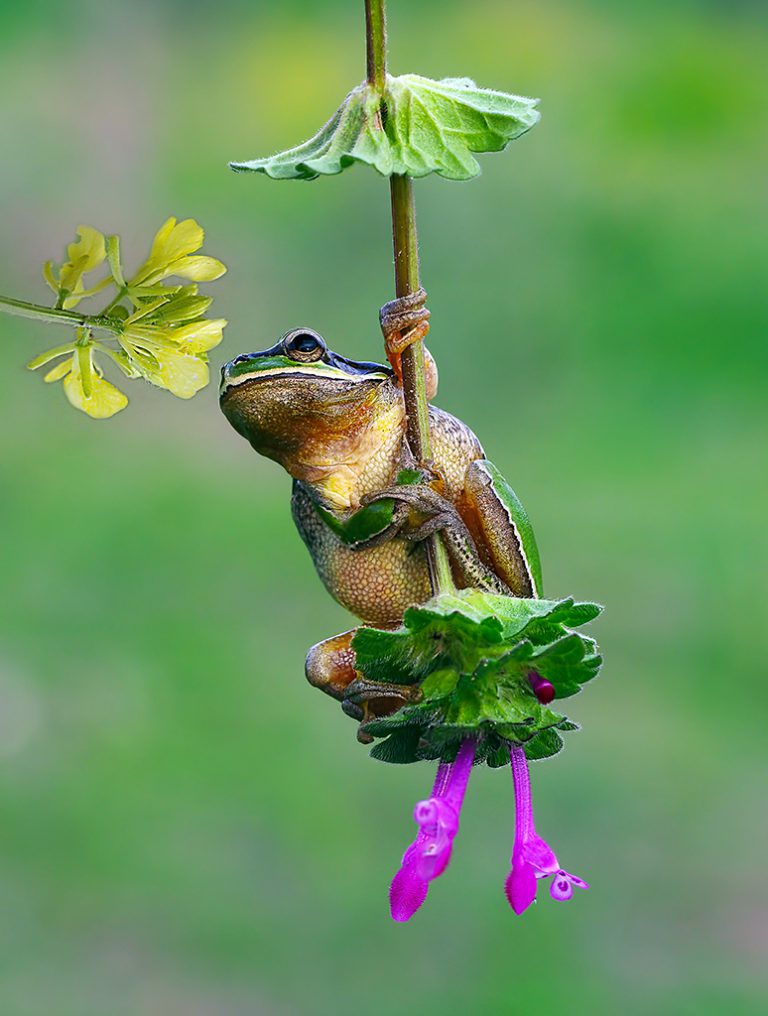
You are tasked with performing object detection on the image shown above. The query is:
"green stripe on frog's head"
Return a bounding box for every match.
[219,328,391,397]
[219,328,395,473]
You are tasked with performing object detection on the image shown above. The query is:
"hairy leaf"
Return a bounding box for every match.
[230,74,540,182]
[356,590,602,766]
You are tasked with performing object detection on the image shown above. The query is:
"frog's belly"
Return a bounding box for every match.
[318,536,432,626]
[291,482,432,626]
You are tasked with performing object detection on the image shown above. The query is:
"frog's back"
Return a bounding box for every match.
[428,405,484,496]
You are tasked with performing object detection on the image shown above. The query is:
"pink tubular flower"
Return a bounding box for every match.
[389,740,588,921]
[389,739,476,922]
[505,743,589,914]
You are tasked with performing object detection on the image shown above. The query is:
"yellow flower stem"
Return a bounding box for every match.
[0,293,122,336]
[100,287,129,317]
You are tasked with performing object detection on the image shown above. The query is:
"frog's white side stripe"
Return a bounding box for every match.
[221,363,390,394]
[475,461,539,598]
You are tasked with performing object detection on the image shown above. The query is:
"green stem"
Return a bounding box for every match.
[390,175,433,458]
[389,176,455,593]
[364,0,387,92]
[0,293,120,336]
[365,0,454,594]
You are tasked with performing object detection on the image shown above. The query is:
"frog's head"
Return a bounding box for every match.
[220,328,394,474]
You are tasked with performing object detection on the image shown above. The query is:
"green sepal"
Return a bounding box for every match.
[355,589,602,766]
[230,74,540,182]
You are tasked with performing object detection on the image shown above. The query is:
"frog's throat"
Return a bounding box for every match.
[300,400,406,511]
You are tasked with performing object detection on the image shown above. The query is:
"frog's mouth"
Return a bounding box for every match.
[219,349,392,398]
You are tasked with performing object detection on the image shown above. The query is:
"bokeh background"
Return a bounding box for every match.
[1,0,766,1013]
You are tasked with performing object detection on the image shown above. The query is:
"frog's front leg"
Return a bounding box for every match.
[379,289,438,400]
[306,629,423,743]
[368,481,511,594]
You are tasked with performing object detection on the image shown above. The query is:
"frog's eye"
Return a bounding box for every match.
[283,328,327,362]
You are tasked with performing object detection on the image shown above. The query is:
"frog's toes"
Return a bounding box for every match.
[305,630,359,701]
[379,288,431,354]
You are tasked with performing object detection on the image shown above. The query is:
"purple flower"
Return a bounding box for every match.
[389,739,588,921]
[528,670,555,704]
[505,743,589,914]
[389,739,475,922]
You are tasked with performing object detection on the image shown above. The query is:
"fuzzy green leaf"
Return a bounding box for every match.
[230,74,540,182]
[356,590,603,766]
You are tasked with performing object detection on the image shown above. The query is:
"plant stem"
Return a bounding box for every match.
[0,294,86,328]
[389,177,455,593]
[389,175,433,459]
[364,0,387,93]
[0,294,120,336]
[365,0,455,594]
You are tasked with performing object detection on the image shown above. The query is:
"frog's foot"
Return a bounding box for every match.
[380,289,430,358]
[379,289,437,396]
[306,631,419,744]
[342,678,423,744]
[372,482,511,595]
[305,629,359,701]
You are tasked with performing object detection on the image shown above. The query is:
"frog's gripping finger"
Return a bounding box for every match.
[343,675,423,741]
[370,482,511,595]
[379,289,437,398]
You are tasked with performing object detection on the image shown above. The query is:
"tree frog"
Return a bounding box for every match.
[220,294,542,736]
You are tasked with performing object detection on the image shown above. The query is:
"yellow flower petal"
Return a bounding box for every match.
[59,225,107,295]
[67,225,107,271]
[43,260,59,294]
[121,337,209,399]
[165,255,226,282]
[130,218,210,286]
[153,350,209,399]
[26,342,76,370]
[44,358,74,383]
[63,351,127,419]
[150,294,212,324]
[150,217,204,264]
[170,318,227,353]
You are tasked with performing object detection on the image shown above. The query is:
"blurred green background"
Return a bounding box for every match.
[1,0,766,1013]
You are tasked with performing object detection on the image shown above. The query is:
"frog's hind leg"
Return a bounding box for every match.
[366,481,511,595]
[305,629,360,702]
[462,460,542,598]
[306,629,423,744]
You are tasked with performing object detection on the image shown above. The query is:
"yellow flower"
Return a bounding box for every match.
[64,347,128,418]
[119,325,211,399]
[27,335,128,419]
[45,226,108,309]
[25,216,227,419]
[169,318,228,354]
[130,217,226,288]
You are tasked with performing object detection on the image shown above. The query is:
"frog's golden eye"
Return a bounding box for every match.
[283,329,327,363]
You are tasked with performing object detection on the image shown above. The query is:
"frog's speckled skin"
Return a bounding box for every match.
[220,327,540,719]
[290,402,485,625]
